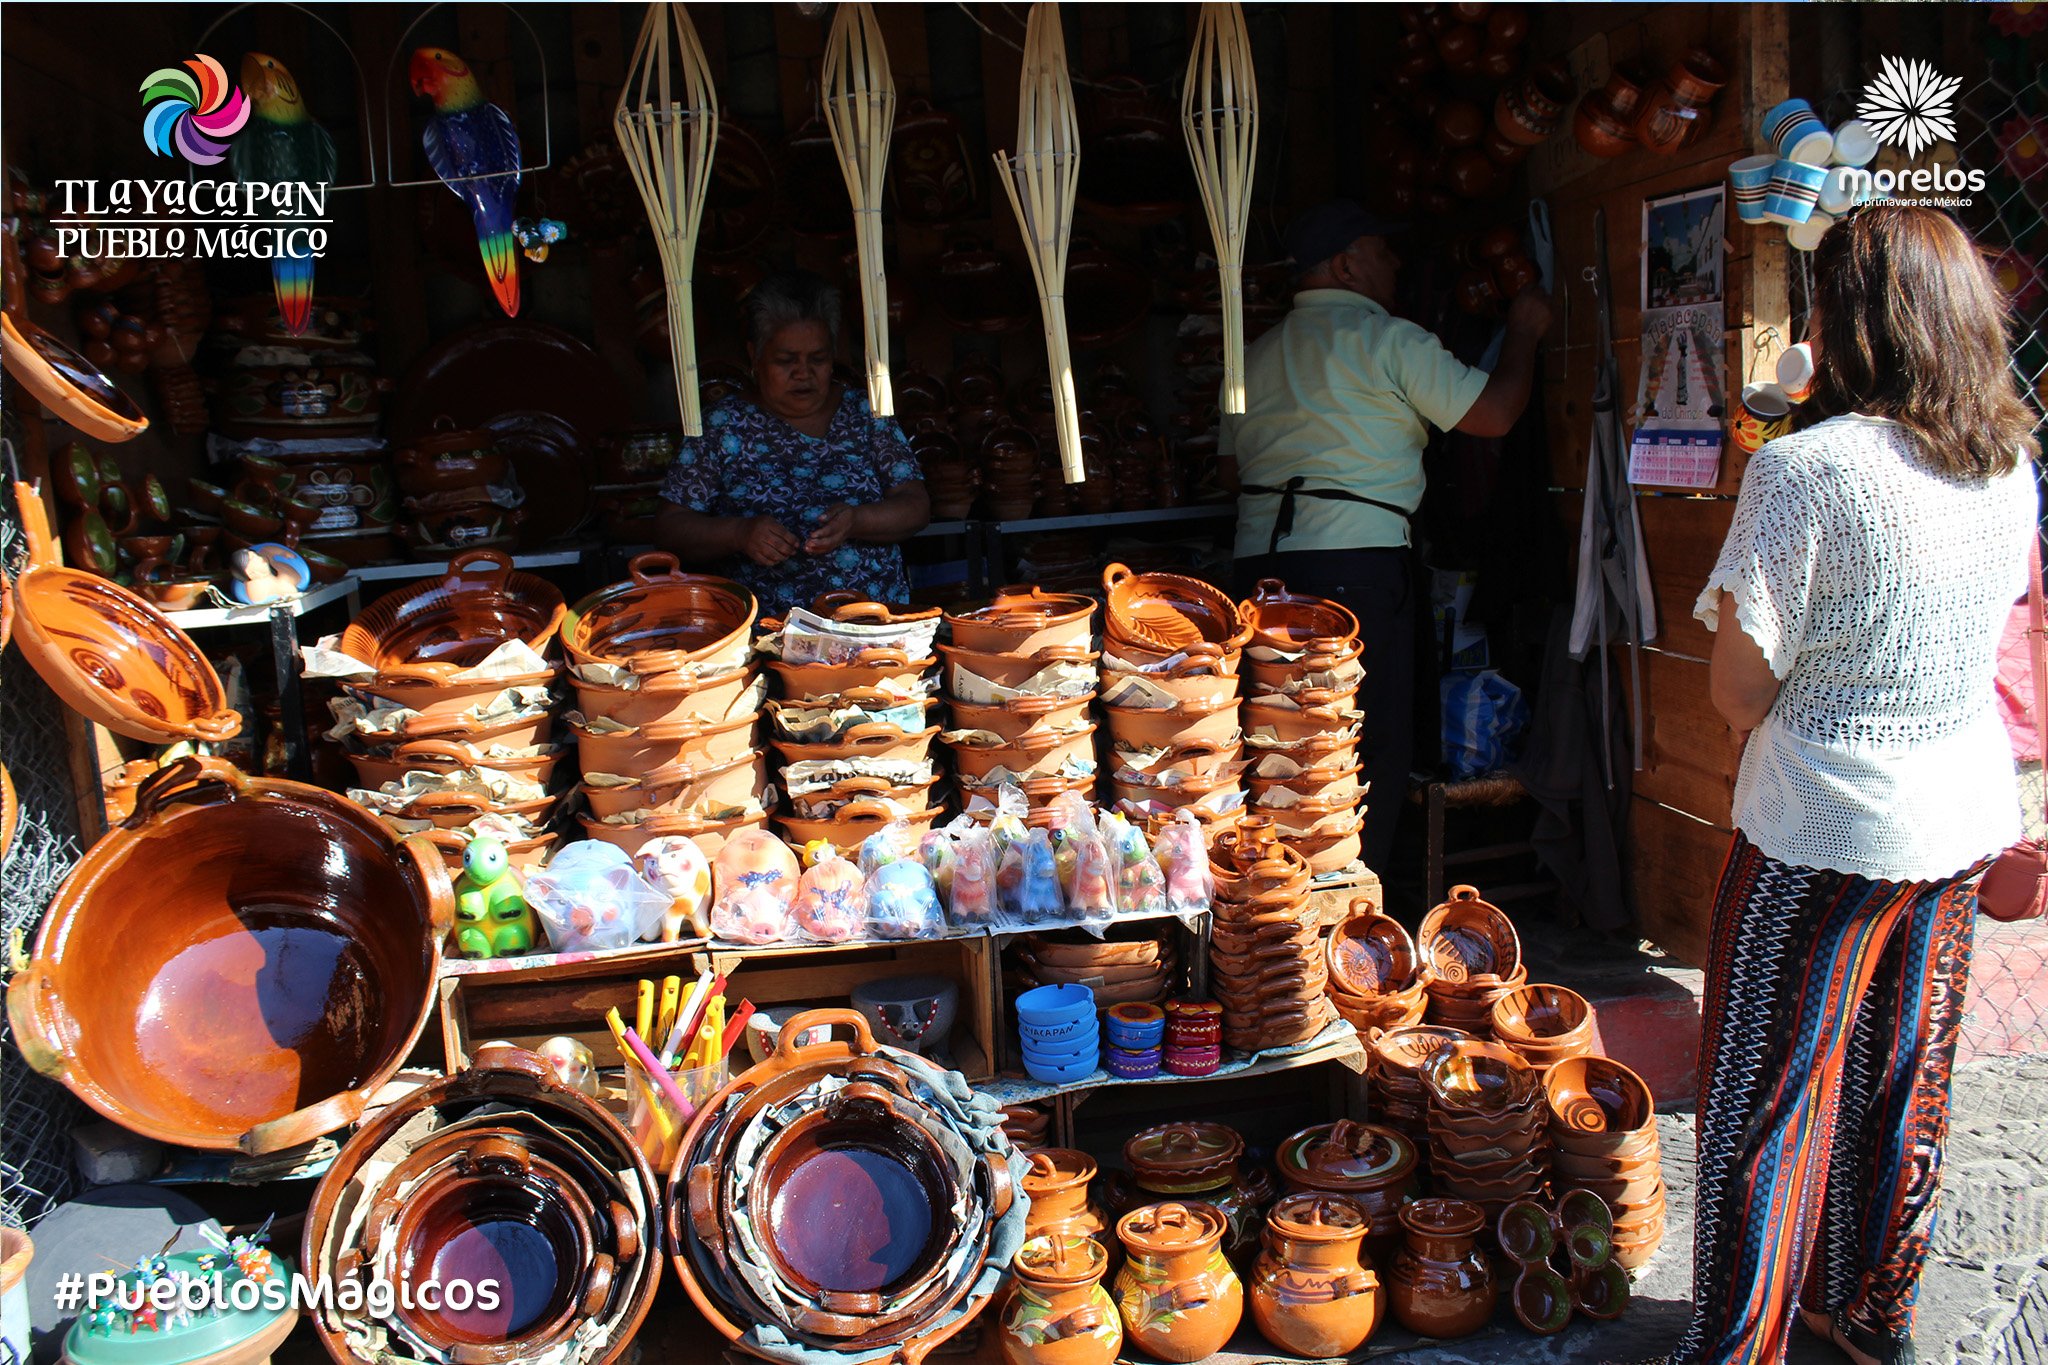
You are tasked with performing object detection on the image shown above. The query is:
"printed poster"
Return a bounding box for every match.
[1629,186,1727,489]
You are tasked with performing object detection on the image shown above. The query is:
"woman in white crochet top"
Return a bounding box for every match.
[1667,206,2040,1365]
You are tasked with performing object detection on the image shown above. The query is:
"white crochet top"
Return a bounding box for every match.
[1695,414,2038,882]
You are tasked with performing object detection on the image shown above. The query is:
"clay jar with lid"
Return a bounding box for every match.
[1387,1198,1498,1340]
[1023,1149,1117,1267]
[1113,1202,1244,1363]
[1122,1122,1265,1261]
[1250,1193,1384,1357]
[1275,1121,1421,1267]
[1000,1233,1123,1365]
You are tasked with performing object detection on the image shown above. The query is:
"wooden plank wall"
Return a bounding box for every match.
[1528,4,1795,966]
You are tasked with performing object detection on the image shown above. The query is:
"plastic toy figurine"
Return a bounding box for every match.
[410,46,524,316]
[227,543,309,604]
[453,836,536,958]
[229,54,336,334]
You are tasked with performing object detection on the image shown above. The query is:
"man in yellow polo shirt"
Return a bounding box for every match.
[1224,201,1551,874]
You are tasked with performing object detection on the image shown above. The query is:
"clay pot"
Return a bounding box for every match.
[940,643,1098,693]
[394,420,508,495]
[1023,1149,1117,1263]
[1490,982,1594,1056]
[571,710,758,779]
[1494,61,1574,146]
[344,738,569,791]
[1102,563,1250,655]
[945,693,1094,744]
[1250,1193,1384,1356]
[1250,762,1362,809]
[1102,656,1241,709]
[570,665,762,731]
[947,586,1098,654]
[948,724,1096,783]
[1101,695,1242,751]
[1113,1202,1243,1362]
[1573,92,1637,158]
[769,650,936,700]
[1001,1234,1123,1365]
[1274,1122,1420,1266]
[8,757,451,1153]
[1244,639,1364,697]
[1240,697,1360,746]
[341,549,568,671]
[1238,579,1358,653]
[1386,1199,1497,1339]
[580,752,769,820]
[1420,884,1522,982]
[577,806,770,861]
[770,722,939,767]
[564,554,756,673]
[1544,1054,1655,1135]
[775,800,944,851]
[1327,909,1420,996]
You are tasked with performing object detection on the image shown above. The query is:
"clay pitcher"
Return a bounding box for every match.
[1113,1202,1243,1363]
[1249,1193,1385,1356]
[1023,1149,1116,1269]
[1387,1197,1497,1339]
[999,1233,1122,1365]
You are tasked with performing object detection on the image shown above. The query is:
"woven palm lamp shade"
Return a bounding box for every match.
[1182,2,1260,415]
[993,3,1084,484]
[615,2,720,436]
[822,1,896,417]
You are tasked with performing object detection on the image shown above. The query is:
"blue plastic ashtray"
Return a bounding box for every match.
[1021,1035,1099,1068]
[1024,1051,1100,1084]
[1015,983,1095,1028]
[1019,1014,1096,1047]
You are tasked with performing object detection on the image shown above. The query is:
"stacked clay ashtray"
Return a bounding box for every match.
[563,554,769,859]
[1327,903,1428,1033]
[763,594,943,849]
[1366,1023,1475,1158]
[1017,982,1100,1085]
[1207,817,1338,1054]
[335,549,568,872]
[1543,1056,1665,1270]
[939,587,1099,816]
[1014,934,1175,1011]
[1490,984,1597,1069]
[1495,1190,1631,1335]
[1103,1002,1165,1079]
[1238,578,1367,873]
[1420,884,1528,1029]
[1423,1039,1552,1221]
[1164,998,1223,1076]
[1100,562,1250,838]
[392,418,521,554]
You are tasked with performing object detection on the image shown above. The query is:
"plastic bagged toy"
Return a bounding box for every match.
[1058,817,1118,923]
[525,840,672,952]
[918,826,960,898]
[858,820,917,878]
[1102,812,1169,917]
[633,835,714,940]
[1152,807,1215,915]
[865,858,945,939]
[998,827,1065,924]
[948,824,998,927]
[793,841,868,942]
[710,829,801,944]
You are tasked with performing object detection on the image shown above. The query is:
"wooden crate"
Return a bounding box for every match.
[704,937,1001,1083]
[438,942,700,1073]
[1307,864,1382,927]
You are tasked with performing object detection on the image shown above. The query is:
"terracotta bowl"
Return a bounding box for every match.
[1102,695,1242,751]
[344,739,569,791]
[942,693,1093,744]
[1330,985,1427,1034]
[1278,813,1366,874]
[1328,910,1420,995]
[571,710,758,778]
[1368,1023,1475,1079]
[570,665,762,731]
[1238,578,1360,652]
[769,652,938,701]
[1577,1169,1665,1212]
[580,753,770,820]
[8,758,450,1153]
[944,587,1097,654]
[577,806,770,862]
[1423,1040,1539,1112]
[1543,1055,1655,1135]
[341,549,567,671]
[1490,983,1594,1047]
[948,724,1096,782]
[1251,762,1364,807]
[1550,1119,1660,1162]
[788,775,944,818]
[1419,885,1523,983]
[1244,639,1366,695]
[1240,698,1362,746]
[563,554,756,672]
[776,801,944,852]
[1103,562,1249,653]
[939,642,1098,693]
[1554,1146,1660,1185]
[1102,660,1241,708]
[770,722,939,767]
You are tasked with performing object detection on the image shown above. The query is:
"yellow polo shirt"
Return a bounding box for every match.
[1221,289,1488,556]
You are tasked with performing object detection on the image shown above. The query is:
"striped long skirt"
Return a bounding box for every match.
[1669,832,1978,1365]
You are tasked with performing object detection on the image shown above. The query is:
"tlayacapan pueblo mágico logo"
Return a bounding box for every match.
[1849,55,1985,201]
[139,54,250,165]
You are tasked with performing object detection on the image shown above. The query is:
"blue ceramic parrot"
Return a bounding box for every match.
[409,46,521,316]
[227,53,335,335]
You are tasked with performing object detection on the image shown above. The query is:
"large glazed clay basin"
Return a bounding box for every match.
[7,758,451,1153]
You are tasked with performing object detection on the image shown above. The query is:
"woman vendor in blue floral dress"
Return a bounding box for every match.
[655,270,928,615]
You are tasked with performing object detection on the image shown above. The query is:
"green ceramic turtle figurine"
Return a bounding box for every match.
[453,836,536,958]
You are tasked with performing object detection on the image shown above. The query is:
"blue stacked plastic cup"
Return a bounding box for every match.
[1017,983,1100,1083]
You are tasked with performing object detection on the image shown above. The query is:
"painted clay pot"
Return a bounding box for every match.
[563,554,756,672]
[1420,884,1523,982]
[1113,1202,1243,1363]
[1000,1234,1123,1365]
[1102,563,1250,654]
[8,756,451,1153]
[1122,1124,1266,1261]
[1022,1150,1117,1265]
[1250,1193,1384,1356]
[1273,1122,1420,1266]
[341,549,567,671]
[1386,1198,1497,1339]
[948,586,1098,654]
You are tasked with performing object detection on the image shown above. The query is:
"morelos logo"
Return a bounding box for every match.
[140,55,250,165]
[1847,55,1983,200]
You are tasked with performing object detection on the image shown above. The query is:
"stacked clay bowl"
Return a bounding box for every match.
[1208,818,1338,1053]
[563,556,768,858]
[1100,563,1250,836]
[1420,884,1527,1030]
[1014,933,1176,1010]
[939,588,1099,812]
[1327,903,1428,1033]
[336,549,568,864]
[1237,580,1366,873]
[1423,1040,1551,1219]
[1544,1056,1664,1269]
[1002,1102,1053,1151]
[759,596,944,848]
[1490,984,1597,1070]
[1366,1024,1475,1155]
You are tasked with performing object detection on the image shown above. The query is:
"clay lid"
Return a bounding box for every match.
[1278,1121,1417,1191]
[1023,1148,1098,1193]
[1124,1122,1243,1183]
[1013,1232,1108,1285]
[1164,999,1223,1021]
[1116,1200,1228,1255]
[1399,1197,1486,1240]
[1267,1192,1369,1237]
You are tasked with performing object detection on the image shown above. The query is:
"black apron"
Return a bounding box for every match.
[1237,475,1414,555]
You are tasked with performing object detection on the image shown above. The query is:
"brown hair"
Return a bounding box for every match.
[1799,204,2038,478]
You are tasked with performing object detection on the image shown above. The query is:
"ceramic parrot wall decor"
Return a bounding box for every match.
[227,53,336,335]
[408,45,522,317]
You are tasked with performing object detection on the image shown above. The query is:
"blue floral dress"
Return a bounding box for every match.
[660,387,923,615]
